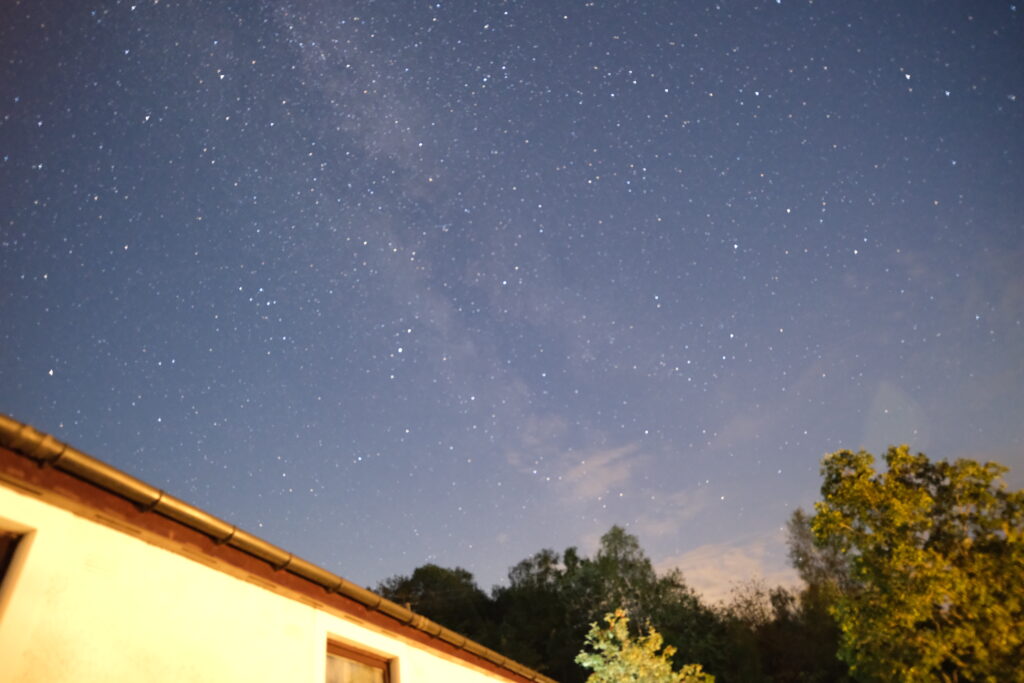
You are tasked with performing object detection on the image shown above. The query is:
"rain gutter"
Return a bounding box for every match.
[0,414,557,683]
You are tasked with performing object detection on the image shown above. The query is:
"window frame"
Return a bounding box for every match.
[326,639,392,683]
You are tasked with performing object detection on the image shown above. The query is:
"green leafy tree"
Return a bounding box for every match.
[373,528,734,682]
[576,609,714,683]
[812,446,1024,681]
[493,527,727,683]
[566,527,728,681]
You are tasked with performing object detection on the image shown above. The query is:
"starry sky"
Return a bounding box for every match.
[2,0,1022,602]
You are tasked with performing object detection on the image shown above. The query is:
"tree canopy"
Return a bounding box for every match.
[371,448,1022,683]
[375,563,496,646]
[379,526,725,682]
[812,445,1024,681]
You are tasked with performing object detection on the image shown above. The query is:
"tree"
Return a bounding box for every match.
[565,527,727,681]
[717,580,774,683]
[787,507,855,599]
[493,549,578,678]
[812,445,1024,681]
[375,564,497,647]
[639,567,726,679]
[576,609,714,683]
[492,527,726,683]
[777,509,853,682]
[373,528,729,682]
[593,526,660,618]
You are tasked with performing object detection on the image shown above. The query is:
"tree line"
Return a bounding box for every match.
[374,447,1023,682]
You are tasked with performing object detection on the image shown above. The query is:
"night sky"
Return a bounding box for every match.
[3,0,1022,602]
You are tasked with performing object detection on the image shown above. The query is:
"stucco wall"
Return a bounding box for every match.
[0,483,509,683]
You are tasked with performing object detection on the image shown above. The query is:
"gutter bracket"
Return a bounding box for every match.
[138,489,165,513]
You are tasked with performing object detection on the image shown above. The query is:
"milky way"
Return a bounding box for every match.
[2,0,1022,600]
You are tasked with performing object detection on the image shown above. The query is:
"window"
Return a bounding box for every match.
[0,528,27,621]
[326,641,390,683]
[0,530,21,583]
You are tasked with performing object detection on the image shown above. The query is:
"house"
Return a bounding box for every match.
[0,414,557,683]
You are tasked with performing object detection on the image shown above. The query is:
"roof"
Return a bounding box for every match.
[0,413,557,683]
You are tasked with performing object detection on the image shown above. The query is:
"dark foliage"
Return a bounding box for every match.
[375,523,852,682]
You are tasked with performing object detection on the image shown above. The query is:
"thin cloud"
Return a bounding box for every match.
[709,412,772,452]
[503,413,645,503]
[561,443,642,501]
[632,489,712,539]
[504,414,569,471]
[658,534,799,605]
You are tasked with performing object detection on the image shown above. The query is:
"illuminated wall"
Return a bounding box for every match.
[0,482,513,683]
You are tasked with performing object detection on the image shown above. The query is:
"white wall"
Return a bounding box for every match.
[0,483,512,683]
